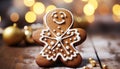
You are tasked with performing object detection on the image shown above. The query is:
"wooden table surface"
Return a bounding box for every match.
[0,34,120,69]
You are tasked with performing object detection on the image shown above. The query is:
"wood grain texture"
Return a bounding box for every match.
[0,34,120,69]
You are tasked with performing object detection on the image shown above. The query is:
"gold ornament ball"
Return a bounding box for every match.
[103,64,108,69]
[90,60,97,67]
[3,23,24,45]
[24,26,34,44]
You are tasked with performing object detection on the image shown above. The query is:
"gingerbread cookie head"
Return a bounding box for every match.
[44,8,73,37]
[33,8,87,67]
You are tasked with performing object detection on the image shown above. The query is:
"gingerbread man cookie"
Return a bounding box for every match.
[32,8,87,67]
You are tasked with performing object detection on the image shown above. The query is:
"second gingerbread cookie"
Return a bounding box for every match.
[33,8,87,67]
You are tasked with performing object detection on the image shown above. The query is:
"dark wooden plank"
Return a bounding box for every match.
[90,34,120,69]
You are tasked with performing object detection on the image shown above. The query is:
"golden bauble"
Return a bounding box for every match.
[3,23,24,45]
[24,26,34,44]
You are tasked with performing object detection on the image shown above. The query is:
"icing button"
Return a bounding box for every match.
[70,38,72,41]
[56,48,59,50]
[53,54,56,56]
[45,50,48,52]
[64,54,66,57]
[60,49,63,52]
[67,31,70,35]
[53,49,55,52]
[56,32,61,36]
[57,26,61,29]
[50,41,55,45]
[74,37,77,40]
[53,29,56,32]
[70,50,73,53]
[48,46,51,49]
[61,30,64,33]
[47,32,51,36]
[66,46,70,49]
[57,43,61,47]
[65,41,68,44]
[49,51,52,54]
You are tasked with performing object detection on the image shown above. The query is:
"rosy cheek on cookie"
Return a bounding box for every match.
[52,11,66,24]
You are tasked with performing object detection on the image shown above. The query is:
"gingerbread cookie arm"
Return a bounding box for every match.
[74,28,87,46]
[32,29,45,46]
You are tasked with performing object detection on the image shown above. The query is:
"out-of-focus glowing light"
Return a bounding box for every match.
[33,2,45,15]
[10,12,19,22]
[83,4,95,16]
[82,0,88,2]
[74,16,82,23]
[88,0,98,9]
[63,0,73,3]
[46,5,56,13]
[85,15,95,23]
[0,16,1,22]
[112,15,120,22]
[98,4,109,15]
[112,4,120,16]
[25,11,36,23]
[24,0,35,7]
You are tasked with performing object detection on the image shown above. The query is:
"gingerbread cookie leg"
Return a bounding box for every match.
[36,54,55,67]
[60,54,82,67]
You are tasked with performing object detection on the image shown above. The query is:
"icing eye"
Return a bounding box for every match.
[61,15,64,18]
[53,14,58,18]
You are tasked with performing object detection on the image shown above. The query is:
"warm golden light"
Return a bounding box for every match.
[46,5,56,13]
[10,12,19,22]
[24,0,35,7]
[33,2,45,15]
[74,16,82,23]
[85,15,95,23]
[88,0,98,9]
[83,4,95,16]
[25,11,36,23]
[63,0,73,3]
[112,4,120,16]
[0,16,1,22]
[82,0,88,2]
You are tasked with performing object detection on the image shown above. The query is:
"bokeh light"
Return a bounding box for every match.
[33,2,45,15]
[24,0,35,7]
[10,12,19,22]
[0,16,1,22]
[88,0,98,9]
[25,11,36,23]
[63,0,73,3]
[46,5,56,13]
[83,4,95,16]
[82,0,88,2]
[112,4,120,16]
[85,15,95,23]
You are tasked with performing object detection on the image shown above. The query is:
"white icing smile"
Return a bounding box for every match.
[53,19,65,24]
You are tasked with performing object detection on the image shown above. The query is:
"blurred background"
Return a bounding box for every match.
[0,0,120,33]
[0,0,120,69]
